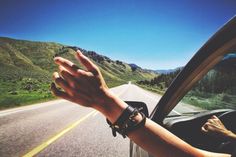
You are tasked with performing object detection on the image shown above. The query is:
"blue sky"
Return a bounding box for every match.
[0,0,235,69]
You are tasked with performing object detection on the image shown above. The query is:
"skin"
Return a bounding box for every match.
[51,50,230,157]
[202,115,236,141]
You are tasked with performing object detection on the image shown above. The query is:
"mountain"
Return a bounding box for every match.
[137,68,182,92]
[0,37,156,109]
[138,55,236,110]
[0,37,156,84]
[128,63,141,71]
[155,67,183,74]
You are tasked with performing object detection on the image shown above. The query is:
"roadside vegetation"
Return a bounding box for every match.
[137,56,236,110]
[0,79,53,109]
[3,36,234,111]
[0,37,156,110]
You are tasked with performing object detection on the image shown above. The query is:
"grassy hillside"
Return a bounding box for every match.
[0,37,156,109]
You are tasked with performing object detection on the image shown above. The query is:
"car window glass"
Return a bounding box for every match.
[168,52,236,116]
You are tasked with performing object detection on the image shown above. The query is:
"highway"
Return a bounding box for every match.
[0,83,200,157]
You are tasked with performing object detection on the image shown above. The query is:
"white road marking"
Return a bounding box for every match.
[134,85,183,115]
[0,100,64,117]
[0,83,184,117]
[0,84,130,117]
[111,84,130,97]
[133,85,160,102]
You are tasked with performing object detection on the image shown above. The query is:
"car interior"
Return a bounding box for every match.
[164,109,236,154]
[163,53,236,154]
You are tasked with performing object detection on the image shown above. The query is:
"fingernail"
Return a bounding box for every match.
[52,72,59,80]
[54,57,59,62]
[77,50,83,56]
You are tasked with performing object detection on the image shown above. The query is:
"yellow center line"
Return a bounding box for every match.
[23,110,96,157]
[23,85,128,157]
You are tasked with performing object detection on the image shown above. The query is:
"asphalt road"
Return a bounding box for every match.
[0,83,200,157]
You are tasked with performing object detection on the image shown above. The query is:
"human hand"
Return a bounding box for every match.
[51,50,111,109]
[201,115,232,140]
[51,50,127,123]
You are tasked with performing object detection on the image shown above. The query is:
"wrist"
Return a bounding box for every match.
[225,130,236,141]
[94,89,128,123]
[106,105,146,138]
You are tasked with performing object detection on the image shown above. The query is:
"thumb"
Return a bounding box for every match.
[201,126,208,133]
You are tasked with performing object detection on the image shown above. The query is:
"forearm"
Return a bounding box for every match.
[51,53,231,157]
[100,92,201,157]
[128,118,203,157]
[226,130,236,141]
[197,149,231,157]
[100,92,231,157]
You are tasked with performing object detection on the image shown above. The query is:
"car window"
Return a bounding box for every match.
[168,52,236,116]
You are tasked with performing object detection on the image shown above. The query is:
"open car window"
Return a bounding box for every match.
[168,52,236,117]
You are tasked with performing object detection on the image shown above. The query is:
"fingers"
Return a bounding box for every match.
[207,119,214,123]
[75,50,99,75]
[77,69,93,77]
[59,66,78,88]
[208,115,225,127]
[51,82,71,100]
[59,65,94,89]
[212,115,217,119]
[51,79,91,105]
[54,57,79,76]
[208,115,218,123]
[54,56,94,78]
[202,122,212,133]
[53,72,75,96]
[201,125,208,133]
[211,115,218,119]
[211,115,224,126]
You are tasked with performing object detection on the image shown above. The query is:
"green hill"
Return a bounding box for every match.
[137,54,236,110]
[0,37,156,109]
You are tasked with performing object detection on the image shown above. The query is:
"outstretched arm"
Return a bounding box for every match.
[51,50,230,157]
